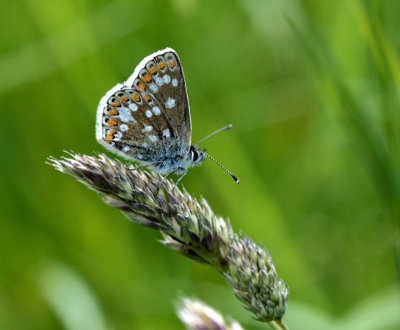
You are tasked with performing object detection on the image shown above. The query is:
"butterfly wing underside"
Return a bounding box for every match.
[96,48,191,163]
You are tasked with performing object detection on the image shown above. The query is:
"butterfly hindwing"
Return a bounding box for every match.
[96,48,192,163]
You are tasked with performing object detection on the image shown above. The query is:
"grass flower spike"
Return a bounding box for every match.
[177,297,243,330]
[49,153,289,328]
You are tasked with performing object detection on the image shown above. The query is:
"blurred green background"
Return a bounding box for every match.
[1,0,400,329]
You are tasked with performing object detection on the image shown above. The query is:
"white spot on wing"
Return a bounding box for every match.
[120,124,129,132]
[163,75,171,84]
[142,125,153,133]
[155,77,163,86]
[165,98,176,109]
[129,103,138,111]
[137,154,143,160]
[162,129,171,138]
[122,146,130,152]
[152,106,161,115]
[148,135,157,143]
[118,106,135,123]
[149,83,158,93]
[145,110,153,118]
[142,142,148,148]
[172,78,178,87]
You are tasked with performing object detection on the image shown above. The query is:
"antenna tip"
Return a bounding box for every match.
[227,124,233,129]
[232,175,240,184]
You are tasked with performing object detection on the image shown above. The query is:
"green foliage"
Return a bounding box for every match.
[1,0,399,329]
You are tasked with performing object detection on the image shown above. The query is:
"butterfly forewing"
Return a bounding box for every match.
[96,48,192,163]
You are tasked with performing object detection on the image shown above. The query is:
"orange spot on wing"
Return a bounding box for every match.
[143,94,151,102]
[148,66,158,74]
[120,95,129,101]
[142,73,152,83]
[105,130,116,143]
[107,118,118,127]
[132,93,141,102]
[107,108,119,116]
[168,60,176,68]
[111,100,120,107]
[158,61,166,70]
[136,80,145,91]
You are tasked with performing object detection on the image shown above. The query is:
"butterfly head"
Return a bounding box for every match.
[188,145,206,167]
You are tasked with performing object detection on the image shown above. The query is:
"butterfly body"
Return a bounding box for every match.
[131,139,205,175]
[96,48,206,178]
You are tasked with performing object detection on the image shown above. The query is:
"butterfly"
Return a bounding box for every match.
[96,47,239,185]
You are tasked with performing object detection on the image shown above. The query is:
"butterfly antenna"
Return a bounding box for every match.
[204,152,239,184]
[195,124,233,146]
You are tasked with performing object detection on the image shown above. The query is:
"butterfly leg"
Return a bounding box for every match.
[156,167,184,192]
[157,168,178,190]
[174,168,188,188]
[129,163,148,171]
[115,163,148,181]
[111,163,146,181]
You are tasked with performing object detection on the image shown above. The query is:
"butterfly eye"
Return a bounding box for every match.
[192,149,199,162]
